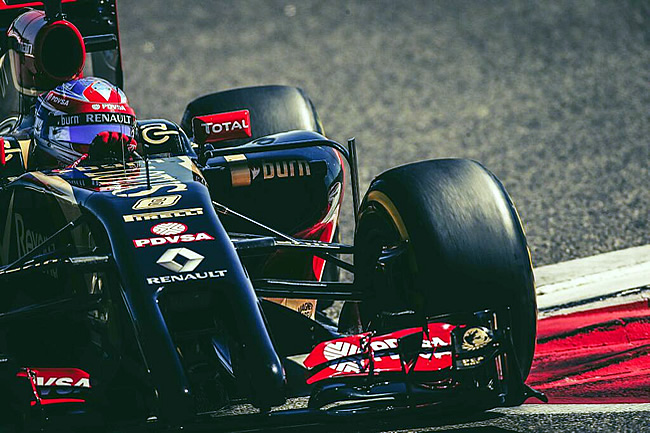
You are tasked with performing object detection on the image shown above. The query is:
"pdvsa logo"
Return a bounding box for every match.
[48,94,70,106]
[323,341,362,373]
[133,232,214,248]
[36,376,90,388]
[91,103,127,111]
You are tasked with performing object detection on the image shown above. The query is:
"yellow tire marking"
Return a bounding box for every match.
[366,190,418,273]
[366,190,409,242]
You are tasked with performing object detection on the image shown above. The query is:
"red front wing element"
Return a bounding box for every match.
[0,1,79,10]
[16,367,91,406]
[304,323,455,385]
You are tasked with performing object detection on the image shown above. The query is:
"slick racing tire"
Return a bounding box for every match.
[181,85,324,145]
[354,158,537,380]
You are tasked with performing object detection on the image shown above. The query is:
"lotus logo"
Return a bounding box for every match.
[461,327,492,351]
[156,247,204,272]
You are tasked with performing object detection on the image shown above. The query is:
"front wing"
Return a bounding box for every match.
[302,309,545,412]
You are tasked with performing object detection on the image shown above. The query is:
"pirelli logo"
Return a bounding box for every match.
[123,207,204,223]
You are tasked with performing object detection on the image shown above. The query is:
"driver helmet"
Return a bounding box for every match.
[34,77,137,167]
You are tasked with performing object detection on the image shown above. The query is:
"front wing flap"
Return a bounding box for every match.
[304,321,455,384]
[303,309,544,412]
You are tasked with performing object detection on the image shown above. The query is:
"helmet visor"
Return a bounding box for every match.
[47,112,136,154]
[50,123,135,147]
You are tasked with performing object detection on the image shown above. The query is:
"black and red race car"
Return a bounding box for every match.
[0,1,543,431]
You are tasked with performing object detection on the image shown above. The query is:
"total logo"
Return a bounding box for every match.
[192,110,252,144]
[146,248,228,285]
[201,119,249,135]
[133,222,214,248]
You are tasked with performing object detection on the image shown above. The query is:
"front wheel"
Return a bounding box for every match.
[353,158,537,380]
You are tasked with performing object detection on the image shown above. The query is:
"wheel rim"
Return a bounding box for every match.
[355,195,416,329]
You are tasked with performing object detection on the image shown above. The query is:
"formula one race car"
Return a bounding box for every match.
[0,1,544,431]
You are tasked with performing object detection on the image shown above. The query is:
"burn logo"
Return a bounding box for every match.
[259,160,311,180]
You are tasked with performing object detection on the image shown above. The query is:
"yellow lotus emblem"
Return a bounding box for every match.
[461,327,492,351]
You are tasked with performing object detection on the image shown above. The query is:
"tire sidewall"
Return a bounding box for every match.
[355,158,537,377]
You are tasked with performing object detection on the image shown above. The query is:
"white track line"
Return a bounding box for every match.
[534,245,650,315]
[493,403,650,415]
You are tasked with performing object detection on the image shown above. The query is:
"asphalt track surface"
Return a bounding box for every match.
[116,1,649,432]
[119,0,649,268]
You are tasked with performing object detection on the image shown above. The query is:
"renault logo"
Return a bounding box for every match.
[156,247,204,273]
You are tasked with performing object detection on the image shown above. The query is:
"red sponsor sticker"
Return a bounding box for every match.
[303,322,453,384]
[0,1,78,11]
[192,110,252,144]
[44,91,135,115]
[90,102,129,112]
[16,368,91,388]
[133,232,214,248]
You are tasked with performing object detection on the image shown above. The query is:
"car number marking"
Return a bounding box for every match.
[132,195,181,210]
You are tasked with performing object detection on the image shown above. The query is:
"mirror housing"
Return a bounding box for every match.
[6,8,85,96]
